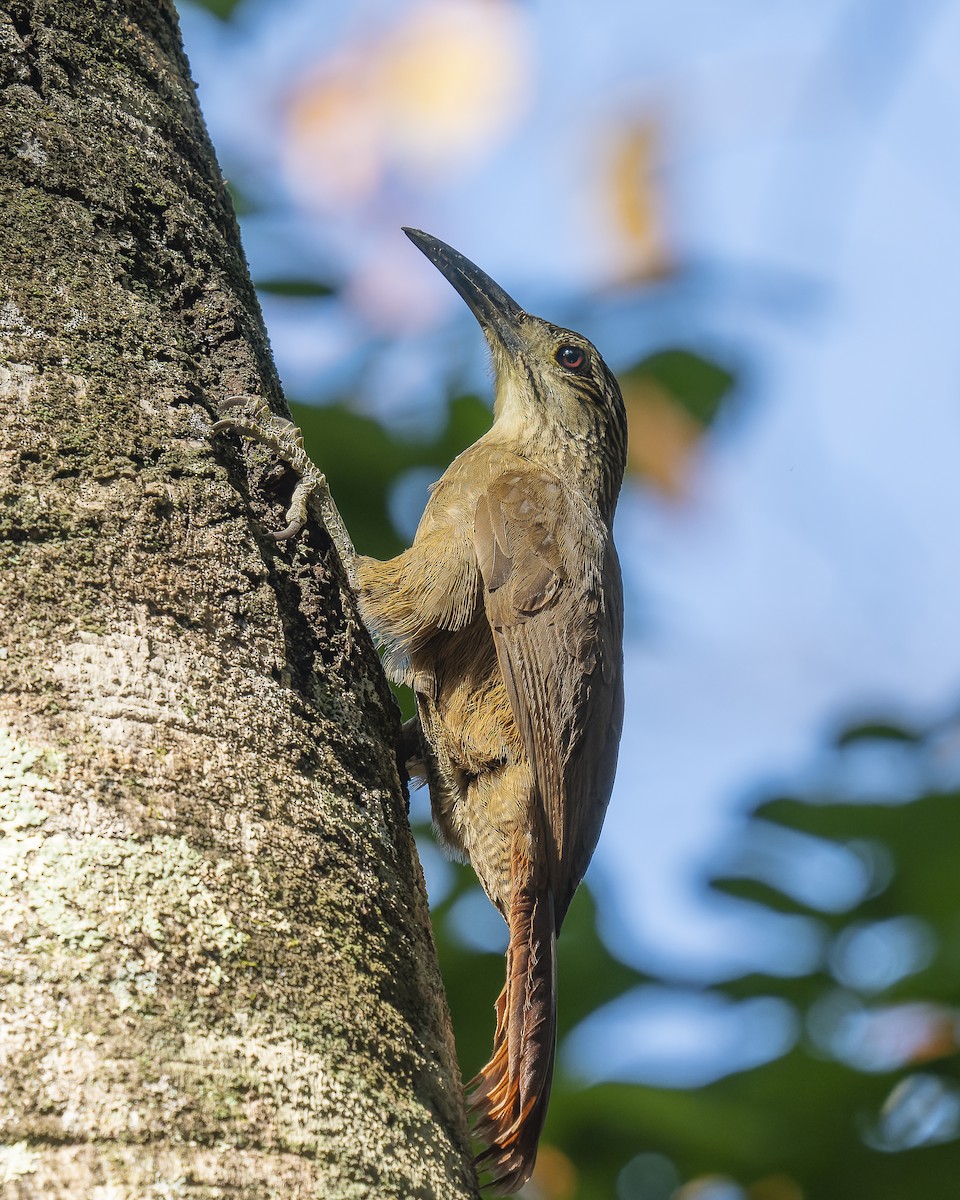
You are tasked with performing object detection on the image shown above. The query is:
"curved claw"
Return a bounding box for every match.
[218,393,259,413]
[270,522,303,542]
[211,395,320,537]
[210,394,357,578]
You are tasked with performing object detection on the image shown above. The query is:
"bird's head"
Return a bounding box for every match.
[403,228,627,518]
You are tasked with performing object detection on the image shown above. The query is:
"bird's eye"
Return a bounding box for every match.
[556,345,585,371]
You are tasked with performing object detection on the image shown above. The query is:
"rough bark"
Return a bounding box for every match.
[0,1,478,1196]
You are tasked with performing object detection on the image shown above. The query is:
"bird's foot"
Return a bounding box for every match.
[398,716,428,785]
[212,395,325,541]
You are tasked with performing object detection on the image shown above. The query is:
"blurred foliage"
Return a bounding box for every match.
[256,278,336,298]
[690,718,960,1200]
[430,716,960,1199]
[225,181,260,217]
[187,0,243,20]
[632,349,735,429]
[619,348,736,497]
[606,119,671,284]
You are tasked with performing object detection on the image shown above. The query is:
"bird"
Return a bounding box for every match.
[214,229,627,1194]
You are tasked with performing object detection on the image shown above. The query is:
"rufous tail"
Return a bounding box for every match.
[468,861,557,1195]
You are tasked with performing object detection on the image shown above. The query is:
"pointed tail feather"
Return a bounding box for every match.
[468,863,557,1195]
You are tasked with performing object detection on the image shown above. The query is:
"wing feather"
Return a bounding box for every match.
[474,470,623,921]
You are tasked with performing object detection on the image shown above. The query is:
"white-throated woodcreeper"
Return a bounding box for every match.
[214,229,626,1194]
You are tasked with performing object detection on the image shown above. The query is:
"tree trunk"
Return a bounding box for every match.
[0,2,478,1196]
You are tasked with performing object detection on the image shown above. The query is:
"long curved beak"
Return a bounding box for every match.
[403,227,525,354]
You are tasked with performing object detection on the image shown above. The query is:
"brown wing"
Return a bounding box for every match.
[474,469,624,925]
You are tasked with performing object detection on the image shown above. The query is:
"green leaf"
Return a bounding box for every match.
[835,719,924,748]
[710,873,840,921]
[256,278,336,298]
[225,181,259,217]
[186,0,244,19]
[624,347,736,426]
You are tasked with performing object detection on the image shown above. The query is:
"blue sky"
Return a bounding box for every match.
[180,0,960,1083]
